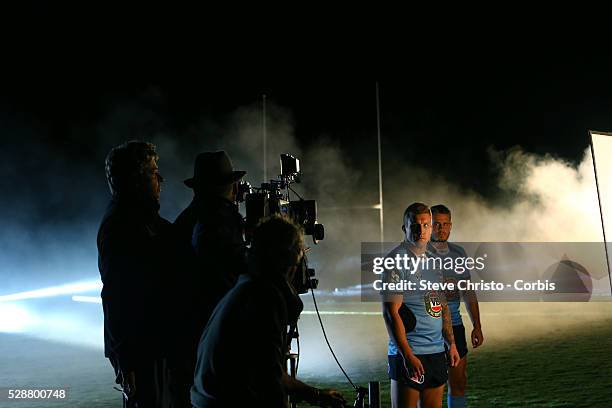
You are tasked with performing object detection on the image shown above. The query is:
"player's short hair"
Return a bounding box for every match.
[105,140,158,197]
[250,214,305,277]
[403,202,431,224]
[431,204,451,219]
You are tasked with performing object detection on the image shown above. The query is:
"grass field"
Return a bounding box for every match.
[295,302,612,407]
[1,302,611,407]
[298,316,612,407]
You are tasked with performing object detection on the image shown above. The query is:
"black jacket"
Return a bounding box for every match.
[97,198,173,372]
[174,197,198,252]
[190,275,288,408]
[191,195,247,327]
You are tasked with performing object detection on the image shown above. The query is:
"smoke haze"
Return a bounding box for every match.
[1,95,611,358]
[1,97,611,292]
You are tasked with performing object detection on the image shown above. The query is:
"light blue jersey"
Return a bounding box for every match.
[429,242,469,326]
[385,243,445,356]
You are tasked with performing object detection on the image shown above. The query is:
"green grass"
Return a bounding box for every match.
[297,318,612,407]
[2,303,611,407]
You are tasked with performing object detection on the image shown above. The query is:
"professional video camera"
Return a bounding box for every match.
[237,153,324,294]
[239,154,380,407]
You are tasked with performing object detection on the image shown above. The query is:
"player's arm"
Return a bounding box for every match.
[463,289,484,348]
[440,291,460,367]
[457,244,484,348]
[382,296,424,377]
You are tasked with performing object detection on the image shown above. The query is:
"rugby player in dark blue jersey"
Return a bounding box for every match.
[430,204,483,408]
[383,203,460,408]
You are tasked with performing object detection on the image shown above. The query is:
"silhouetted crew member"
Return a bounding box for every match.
[165,151,246,407]
[185,151,248,329]
[191,215,346,408]
[97,141,170,407]
[163,151,247,407]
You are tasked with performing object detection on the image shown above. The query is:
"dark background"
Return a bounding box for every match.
[2,8,612,291]
[3,62,612,220]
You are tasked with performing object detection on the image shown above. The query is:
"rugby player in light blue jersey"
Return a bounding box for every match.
[429,204,484,408]
[383,203,460,408]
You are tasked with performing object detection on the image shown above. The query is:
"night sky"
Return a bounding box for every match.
[0,8,611,294]
[2,9,612,236]
[3,61,612,216]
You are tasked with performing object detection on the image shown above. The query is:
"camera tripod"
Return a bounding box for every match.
[286,323,381,408]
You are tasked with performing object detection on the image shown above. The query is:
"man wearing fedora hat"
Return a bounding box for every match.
[175,151,246,258]
[175,150,248,328]
[170,151,248,405]
[176,150,247,297]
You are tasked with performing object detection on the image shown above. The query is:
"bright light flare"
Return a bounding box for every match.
[0,303,36,332]
[0,281,102,302]
[72,295,102,304]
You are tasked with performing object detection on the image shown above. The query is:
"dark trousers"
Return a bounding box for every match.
[110,357,167,408]
[165,354,196,408]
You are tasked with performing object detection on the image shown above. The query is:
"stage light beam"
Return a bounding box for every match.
[0,281,102,302]
[72,296,102,304]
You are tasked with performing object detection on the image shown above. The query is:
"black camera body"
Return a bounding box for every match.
[238,153,323,294]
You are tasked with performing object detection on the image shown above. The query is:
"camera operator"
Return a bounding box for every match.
[165,151,248,406]
[190,215,345,408]
[97,141,171,407]
[180,151,248,328]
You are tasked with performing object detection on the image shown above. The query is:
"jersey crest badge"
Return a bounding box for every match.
[424,291,442,318]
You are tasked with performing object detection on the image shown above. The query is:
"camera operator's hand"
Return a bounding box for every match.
[283,374,345,407]
[315,388,346,408]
